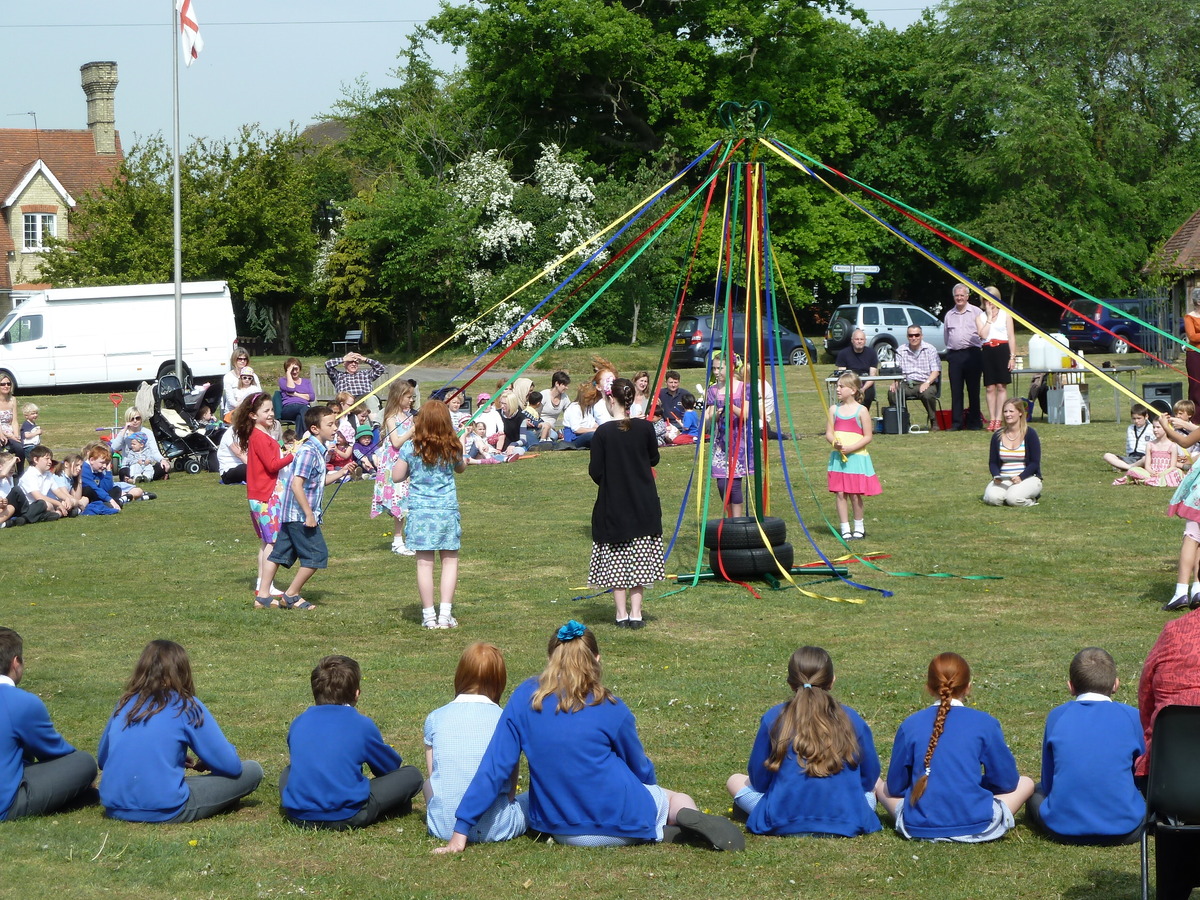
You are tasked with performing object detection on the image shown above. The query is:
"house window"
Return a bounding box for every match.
[23,213,56,250]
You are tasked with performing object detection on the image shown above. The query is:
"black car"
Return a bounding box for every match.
[669,314,816,368]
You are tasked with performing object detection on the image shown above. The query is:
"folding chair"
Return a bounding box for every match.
[1142,705,1200,900]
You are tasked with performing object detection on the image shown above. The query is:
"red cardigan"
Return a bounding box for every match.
[246,428,293,502]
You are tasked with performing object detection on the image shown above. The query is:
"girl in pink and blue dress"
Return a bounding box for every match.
[825,372,881,541]
[372,381,416,555]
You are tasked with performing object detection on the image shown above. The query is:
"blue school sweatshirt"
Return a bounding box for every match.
[98,695,244,822]
[281,704,403,821]
[0,683,78,819]
[454,677,658,840]
[746,701,882,836]
[1038,697,1144,837]
[885,704,1020,840]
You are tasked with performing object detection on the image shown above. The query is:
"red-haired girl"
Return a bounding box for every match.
[876,653,1033,841]
[391,399,466,628]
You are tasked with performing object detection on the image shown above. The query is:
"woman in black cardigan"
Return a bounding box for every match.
[588,378,664,629]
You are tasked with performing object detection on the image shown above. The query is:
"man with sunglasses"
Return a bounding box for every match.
[889,326,942,430]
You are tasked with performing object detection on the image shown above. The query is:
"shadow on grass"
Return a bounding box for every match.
[1062,868,1141,900]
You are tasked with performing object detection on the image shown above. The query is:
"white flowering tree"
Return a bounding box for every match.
[450,143,605,350]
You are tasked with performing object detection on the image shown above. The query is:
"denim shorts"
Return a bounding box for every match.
[269,521,328,569]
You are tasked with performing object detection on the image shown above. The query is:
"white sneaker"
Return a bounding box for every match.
[398,547,416,556]
[437,614,458,629]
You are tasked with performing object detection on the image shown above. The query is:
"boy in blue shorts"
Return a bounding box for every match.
[261,406,353,610]
[279,655,422,829]
[1025,647,1145,844]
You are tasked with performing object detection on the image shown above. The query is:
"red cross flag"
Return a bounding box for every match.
[177,0,203,66]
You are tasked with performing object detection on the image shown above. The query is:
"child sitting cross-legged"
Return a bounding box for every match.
[1024,647,1145,845]
[280,655,423,830]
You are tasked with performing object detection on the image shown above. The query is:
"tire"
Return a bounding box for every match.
[789,345,809,366]
[873,340,897,367]
[185,459,202,474]
[711,543,794,579]
[156,361,193,387]
[173,458,185,472]
[828,317,849,343]
[704,516,787,550]
[1113,337,1130,354]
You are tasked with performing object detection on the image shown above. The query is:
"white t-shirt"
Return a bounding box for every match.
[18,468,56,502]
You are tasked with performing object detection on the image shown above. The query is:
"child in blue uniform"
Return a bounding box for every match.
[423,642,528,843]
[98,640,262,823]
[433,621,744,854]
[280,655,422,829]
[825,372,880,541]
[876,652,1033,842]
[1025,647,1144,844]
[726,646,882,837]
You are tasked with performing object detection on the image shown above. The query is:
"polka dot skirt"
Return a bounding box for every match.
[588,534,665,589]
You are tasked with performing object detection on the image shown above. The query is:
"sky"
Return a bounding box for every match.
[5,1,927,147]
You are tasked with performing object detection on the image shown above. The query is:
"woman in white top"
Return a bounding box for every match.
[976,286,1017,432]
[220,349,261,416]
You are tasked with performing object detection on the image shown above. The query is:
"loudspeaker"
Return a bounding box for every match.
[1143,382,1182,413]
[882,406,910,435]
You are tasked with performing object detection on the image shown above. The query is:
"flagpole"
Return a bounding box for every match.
[171,0,184,383]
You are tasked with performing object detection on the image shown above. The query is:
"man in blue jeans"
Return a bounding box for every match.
[0,627,97,820]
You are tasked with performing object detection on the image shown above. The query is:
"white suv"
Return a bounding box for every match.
[823,302,947,366]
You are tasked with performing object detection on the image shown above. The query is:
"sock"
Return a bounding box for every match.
[840,522,850,536]
[853,519,864,533]
[1176,582,1189,599]
[439,602,453,620]
[1191,582,1200,597]
[422,607,436,624]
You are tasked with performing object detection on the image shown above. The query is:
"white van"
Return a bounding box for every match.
[0,281,237,390]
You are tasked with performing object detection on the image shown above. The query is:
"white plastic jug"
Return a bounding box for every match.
[1028,334,1053,369]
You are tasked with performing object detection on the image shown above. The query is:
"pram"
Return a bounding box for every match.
[137,375,220,474]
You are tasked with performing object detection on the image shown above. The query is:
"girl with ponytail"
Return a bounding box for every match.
[726,646,882,836]
[434,622,744,854]
[876,653,1033,841]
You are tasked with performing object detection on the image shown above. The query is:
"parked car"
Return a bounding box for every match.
[1059,297,1163,354]
[823,302,946,365]
[669,314,817,368]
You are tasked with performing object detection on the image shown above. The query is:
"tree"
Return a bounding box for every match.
[916,0,1200,298]
[41,127,324,349]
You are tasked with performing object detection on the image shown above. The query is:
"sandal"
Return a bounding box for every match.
[283,594,316,610]
[851,530,866,540]
[253,596,279,609]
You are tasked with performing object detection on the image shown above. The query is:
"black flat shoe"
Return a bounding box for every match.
[1163,595,1190,612]
[675,808,745,852]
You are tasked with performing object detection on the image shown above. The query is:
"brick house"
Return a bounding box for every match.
[1145,206,1200,308]
[0,61,124,311]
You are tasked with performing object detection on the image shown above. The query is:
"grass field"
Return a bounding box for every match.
[2,348,1184,900]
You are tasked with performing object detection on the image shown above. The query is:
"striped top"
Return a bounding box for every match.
[997,440,1026,478]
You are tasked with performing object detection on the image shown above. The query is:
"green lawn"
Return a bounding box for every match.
[2,351,1182,900]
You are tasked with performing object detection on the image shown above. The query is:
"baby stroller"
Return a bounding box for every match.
[139,375,220,474]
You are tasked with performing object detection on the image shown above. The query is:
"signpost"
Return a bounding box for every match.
[832,264,880,304]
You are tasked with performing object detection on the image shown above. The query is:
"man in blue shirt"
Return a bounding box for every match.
[0,627,97,819]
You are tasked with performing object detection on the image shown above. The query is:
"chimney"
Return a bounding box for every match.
[81,61,118,155]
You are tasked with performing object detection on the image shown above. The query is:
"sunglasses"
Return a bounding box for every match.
[0,382,11,387]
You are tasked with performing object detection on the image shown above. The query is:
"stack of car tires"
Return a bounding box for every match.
[704,516,792,579]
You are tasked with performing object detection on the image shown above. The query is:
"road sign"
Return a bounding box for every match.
[832,264,881,274]
[844,274,867,284]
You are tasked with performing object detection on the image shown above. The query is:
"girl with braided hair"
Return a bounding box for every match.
[726,646,883,836]
[876,653,1033,841]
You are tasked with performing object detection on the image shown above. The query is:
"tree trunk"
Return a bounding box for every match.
[630,298,641,344]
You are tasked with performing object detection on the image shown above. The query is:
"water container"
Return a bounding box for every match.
[1028,334,1053,370]
[1052,333,1071,368]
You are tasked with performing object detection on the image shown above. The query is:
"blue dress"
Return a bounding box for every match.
[398,440,461,551]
